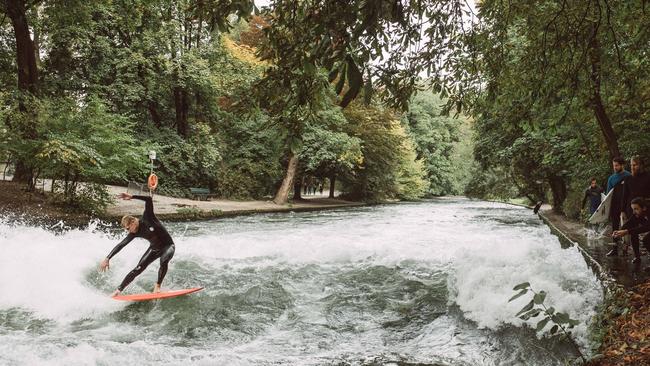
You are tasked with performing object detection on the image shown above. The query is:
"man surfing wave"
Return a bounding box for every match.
[99,193,175,297]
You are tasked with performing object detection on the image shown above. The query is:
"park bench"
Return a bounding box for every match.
[189,187,217,201]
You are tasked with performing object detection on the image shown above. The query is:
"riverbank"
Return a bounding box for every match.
[0,181,366,227]
[538,208,650,365]
[103,185,366,220]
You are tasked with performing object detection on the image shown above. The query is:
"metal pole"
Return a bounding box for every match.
[148,150,156,198]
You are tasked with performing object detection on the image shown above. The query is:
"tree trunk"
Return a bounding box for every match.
[328,173,336,198]
[293,175,303,200]
[174,86,189,137]
[273,153,299,205]
[148,101,162,127]
[6,0,40,185]
[32,4,41,69]
[138,64,162,128]
[6,0,39,96]
[12,161,33,183]
[588,36,620,159]
[548,174,567,214]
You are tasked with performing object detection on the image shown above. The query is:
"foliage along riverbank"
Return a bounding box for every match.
[0,180,366,228]
[587,282,650,366]
[0,8,473,215]
[1,1,648,225]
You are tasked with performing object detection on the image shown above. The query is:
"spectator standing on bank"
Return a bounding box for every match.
[620,156,650,221]
[606,156,631,257]
[582,177,604,215]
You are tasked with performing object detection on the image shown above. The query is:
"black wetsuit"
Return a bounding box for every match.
[106,195,175,291]
[582,185,603,214]
[621,213,650,259]
[620,172,650,218]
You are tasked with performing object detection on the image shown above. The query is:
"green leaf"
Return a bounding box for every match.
[289,139,303,154]
[536,318,550,331]
[508,289,528,302]
[529,309,542,318]
[334,63,347,95]
[302,60,316,74]
[520,308,541,320]
[513,282,530,291]
[533,291,546,304]
[516,300,535,317]
[550,325,559,335]
[554,312,570,324]
[340,56,362,107]
[328,68,339,82]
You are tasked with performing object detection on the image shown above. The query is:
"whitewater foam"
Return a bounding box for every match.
[0,200,602,365]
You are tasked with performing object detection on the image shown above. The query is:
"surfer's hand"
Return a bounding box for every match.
[118,192,132,200]
[99,258,110,272]
[612,230,628,238]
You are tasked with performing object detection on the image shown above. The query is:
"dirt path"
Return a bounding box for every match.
[104,184,364,219]
[0,178,365,225]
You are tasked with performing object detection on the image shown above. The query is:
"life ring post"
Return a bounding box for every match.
[148,150,157,196]
[148,173,158,191]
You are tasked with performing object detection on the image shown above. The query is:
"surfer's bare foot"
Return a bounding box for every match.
[111,289,121,297]
[153,284,161,293]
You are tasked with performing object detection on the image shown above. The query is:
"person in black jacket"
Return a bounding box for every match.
[99,193,175,297]
[620,156,650,220]
[582,178,604,215]
[613,197,650,264]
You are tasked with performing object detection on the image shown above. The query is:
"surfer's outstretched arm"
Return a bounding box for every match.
[107,233,136,259]
[131,195,155,220]
[100,233,136,272]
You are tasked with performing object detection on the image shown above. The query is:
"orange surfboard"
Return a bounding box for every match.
[113,287,204,301]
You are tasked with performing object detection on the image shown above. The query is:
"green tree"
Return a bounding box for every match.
[35,97,146,211]
[342,101,427,202]
[1,0,41,185]
[403,91,463,196]
[298,107,363,199]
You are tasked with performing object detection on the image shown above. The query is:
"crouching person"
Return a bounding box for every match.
[613,197,650,267]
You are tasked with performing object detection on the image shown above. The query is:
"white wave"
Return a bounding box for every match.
[0,221,126,320]
[449,222,601,348]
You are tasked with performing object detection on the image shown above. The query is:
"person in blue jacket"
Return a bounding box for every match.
[606,156,631,256]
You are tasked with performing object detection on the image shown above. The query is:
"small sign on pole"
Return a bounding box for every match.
[148,150,157,196]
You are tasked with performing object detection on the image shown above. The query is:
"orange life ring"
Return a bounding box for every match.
[147,173,158,190]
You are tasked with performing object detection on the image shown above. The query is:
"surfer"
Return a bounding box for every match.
[99,193,175,297]
[613,197,650,265]
[606,157,631,257]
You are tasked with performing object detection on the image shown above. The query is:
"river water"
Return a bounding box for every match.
[0,198,602,365]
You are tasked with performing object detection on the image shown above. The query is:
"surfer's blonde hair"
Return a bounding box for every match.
[121,215,137,228]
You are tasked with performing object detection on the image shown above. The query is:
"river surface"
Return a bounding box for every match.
[0,198,602,365]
